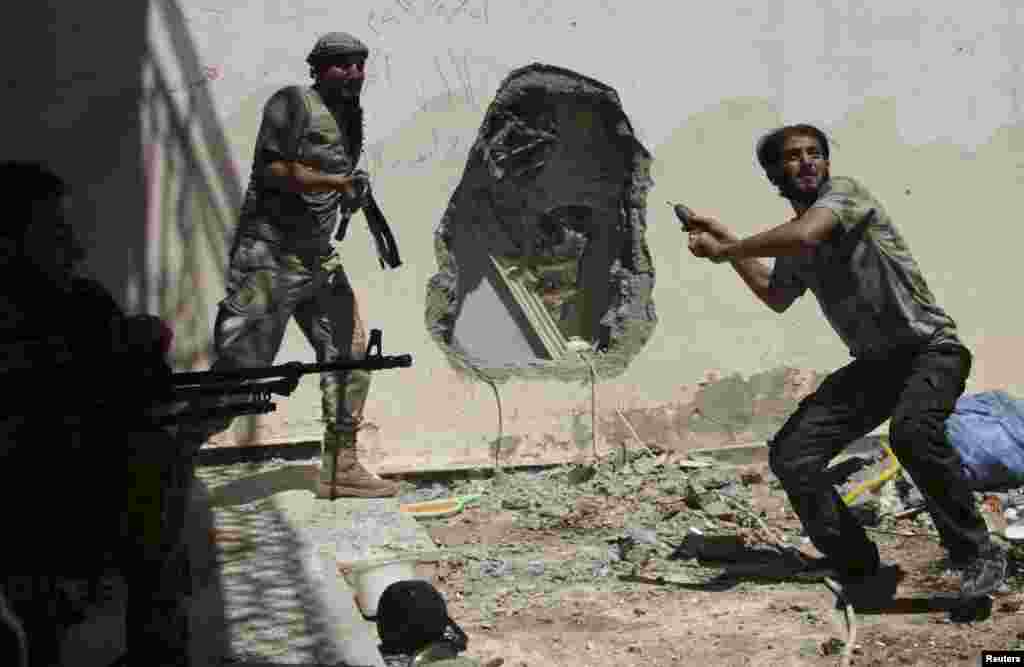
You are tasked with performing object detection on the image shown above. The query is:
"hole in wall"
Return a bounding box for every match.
[425,63,657,383]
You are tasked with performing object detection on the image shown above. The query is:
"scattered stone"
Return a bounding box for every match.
[625,526,659,546]
[740,470,764,485]
[525,560,546,577]
[717,482,743,499]
[821,638,845,656]
[568,465,597,485]
[479,559,511,578]
[684,481,709,508]
[398,482,451,505]
[501,496,531,511]
[690,470,737,490]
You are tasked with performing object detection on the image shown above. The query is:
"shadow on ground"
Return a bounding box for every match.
[208,465,321,508]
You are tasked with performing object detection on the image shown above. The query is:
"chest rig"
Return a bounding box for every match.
[298,86,364,175]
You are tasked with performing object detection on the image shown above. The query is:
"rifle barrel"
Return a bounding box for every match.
[170,354,413,387]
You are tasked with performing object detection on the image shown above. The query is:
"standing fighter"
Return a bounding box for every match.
[680,123,1006,598]
[210,32,398,498]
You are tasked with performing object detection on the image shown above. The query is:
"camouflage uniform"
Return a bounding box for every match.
[210,33,396,497]
[0,272,191,666]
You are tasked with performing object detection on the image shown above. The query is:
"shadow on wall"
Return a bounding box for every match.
[0,2,151,310]
[143,0,269,446]
[142,0,242,371]
[426,63,658,384]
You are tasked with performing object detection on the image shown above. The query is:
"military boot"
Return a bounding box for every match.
[317,430,399,499]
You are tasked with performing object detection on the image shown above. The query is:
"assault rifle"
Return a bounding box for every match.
[336,170,402,269]
[146,328,411,426]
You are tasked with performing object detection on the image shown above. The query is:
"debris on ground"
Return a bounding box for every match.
[196,448,1024,666]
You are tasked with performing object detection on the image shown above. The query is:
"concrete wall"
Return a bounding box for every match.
[10,1,1024,467]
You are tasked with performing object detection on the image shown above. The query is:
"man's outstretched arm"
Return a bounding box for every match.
[716,207,838,261]
[686,213,807,313]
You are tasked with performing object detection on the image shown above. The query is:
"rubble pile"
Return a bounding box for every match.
[191,447,1024,664]
[395,450,803,626]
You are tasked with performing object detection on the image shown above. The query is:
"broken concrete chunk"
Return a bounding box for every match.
[717,482,743,499]
[525,560,546,576]
[568,464,598,485]
[740,470,764,485]
[689,470,739,490]
[478,558,511,578]
[501,496,531,511]
[624,526,659,546]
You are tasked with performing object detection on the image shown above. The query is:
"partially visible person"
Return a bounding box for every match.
[0,160,190,666]
[203,31,398,499]
[376,580,501,666]
[681,124,1006,599]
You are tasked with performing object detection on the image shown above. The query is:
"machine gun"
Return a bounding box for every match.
[146,328,411,426]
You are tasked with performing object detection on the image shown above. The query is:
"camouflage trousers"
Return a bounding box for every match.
[211,235,372,446]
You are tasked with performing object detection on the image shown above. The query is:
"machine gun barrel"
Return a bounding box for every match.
[170,354,412,389]
[147,328,411,425]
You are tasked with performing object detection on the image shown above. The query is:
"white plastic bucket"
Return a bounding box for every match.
[343,559,419,618]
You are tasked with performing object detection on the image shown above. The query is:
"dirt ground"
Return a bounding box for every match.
[400,451,1024,667]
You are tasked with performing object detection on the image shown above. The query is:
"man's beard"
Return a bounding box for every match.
[780,168,829,207]
[320,78,363,104]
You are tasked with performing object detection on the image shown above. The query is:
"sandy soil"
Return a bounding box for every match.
[414,461,1024,667]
